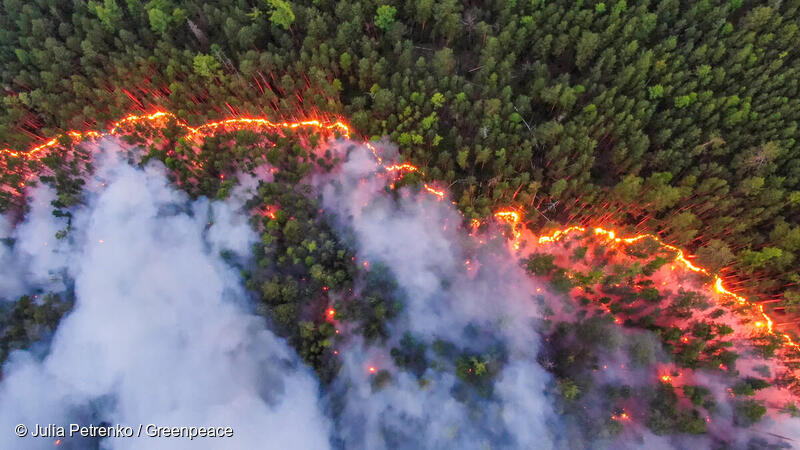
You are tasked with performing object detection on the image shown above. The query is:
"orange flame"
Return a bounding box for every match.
[3,110,797,355]
[1,111,350,161]
[384,163,418,173]
[494,210,523,249]
[423,184,445,200]
[611,411,631,421]
[533,226,799,351]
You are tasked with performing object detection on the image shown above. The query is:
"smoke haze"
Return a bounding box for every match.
[2,138,799,449]
[316,142,562,449]
[0,150,331,449]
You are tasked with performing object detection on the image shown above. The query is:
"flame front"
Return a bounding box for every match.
[533,226,799,351]
[1,111,351,160]
[2,110,797,355]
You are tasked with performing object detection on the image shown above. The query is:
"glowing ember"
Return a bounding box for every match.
[4,109,797,356]
[365,142,382,164]
[534,226,800,351]
[384,163,418,173]
[611,411,631,421]
[368,366,377,373]
[1,111,351,161]
[661,375,672,383]
[423,184,445,199]
[326,307,335,318]
[494,210,523,249]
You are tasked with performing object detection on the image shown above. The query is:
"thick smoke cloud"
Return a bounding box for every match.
[0,151,331,449]
[4,138,799,450]
[0,183,70,300]
[316,143,563,449]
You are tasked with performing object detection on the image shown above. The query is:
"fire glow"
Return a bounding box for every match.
[2,111,797,355]
[1,111,352,160]
[611,411,631,422]
[532,225,799,351]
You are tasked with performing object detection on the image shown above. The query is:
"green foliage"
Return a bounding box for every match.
[782,402,800,418]
[193,54,221,79]
[145,0,186,35]
[430,92,445,108]
[576,316,621,351]
[676,410,707,434]
[455,354,494,392]
[674,95,693,108]
[683,385,711,407]
[267,0,295,30]
[668,290,710,318]
[391,333,428,377]
[526,253,555,276]
[558,378,581,401]
[88,0,124,31]
[374,5,397,31]
[627,333,657,367]
[645,383,679,435]
[2,0,800,310]
[731,377,771,396]
[2,2,800,438]
[371,369,392,391]
[0,293,74,367]
[571,246,588,261]
[733,400,767,426]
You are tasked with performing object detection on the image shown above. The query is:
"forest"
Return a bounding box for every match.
[1,0,799,308]
[1,0,800,447]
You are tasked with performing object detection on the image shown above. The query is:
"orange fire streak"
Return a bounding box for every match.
[611,411,631,421]
[0,111,351,160]
[494,210,523,249]
[384,163,418,173]
[3,111,797,354]
[533,226,799,351]
[423,184,445,199]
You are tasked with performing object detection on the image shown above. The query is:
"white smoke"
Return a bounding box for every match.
[0,152,331,449]
[315,142,563,449]
[0,184,71,300]
[4,136,798,450]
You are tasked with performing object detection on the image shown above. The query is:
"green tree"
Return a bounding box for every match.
[375,5,397,31]
[267,0,295,30]
[648,84,664,99]
[88,0,124,31]
[558,378,581,401]
[734,400,767,426]
[193,54,221,79]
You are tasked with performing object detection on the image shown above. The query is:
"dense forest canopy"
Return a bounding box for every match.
[1,1,800,446]
[2,0,800,311]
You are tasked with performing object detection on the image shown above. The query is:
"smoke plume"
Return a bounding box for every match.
[0,149,331,449]
[315,142,563,449]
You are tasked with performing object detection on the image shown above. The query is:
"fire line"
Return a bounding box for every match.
[2,111,797,353]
